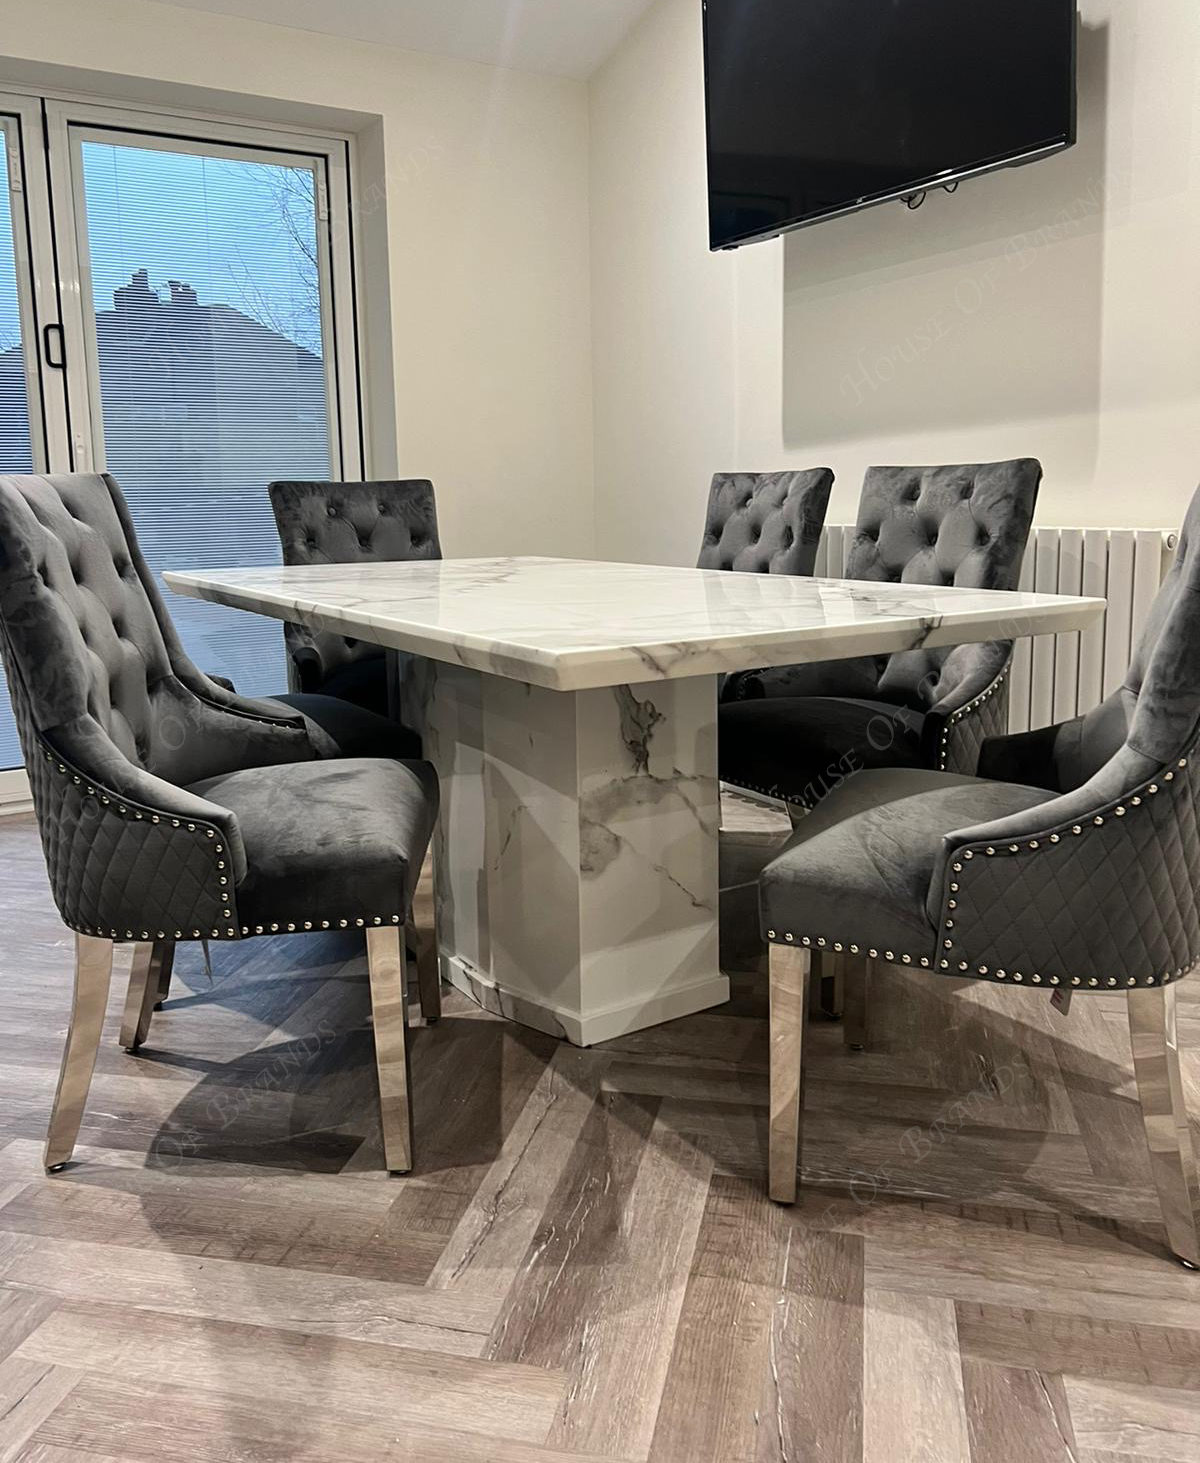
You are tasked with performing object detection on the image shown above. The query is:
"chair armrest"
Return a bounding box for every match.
[927,745,1199,987]
[32,719,247,941]
[289,643,325,695]
[921,645,1012,776]
[724,657,880,703]
[976,719,1077,790]
[171,649,305,728]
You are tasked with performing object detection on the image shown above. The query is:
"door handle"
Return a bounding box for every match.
[42,323,66,369]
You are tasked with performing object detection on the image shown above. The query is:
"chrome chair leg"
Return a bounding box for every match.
[768,943,811,1204]
[366,925,415,1175]
[1128,984,1200,1267]
[119,940,174,1051]
[807,951,844,1020]
[407,918,441,1024]
[45,934,114,1172]
[153,945,175,1011]
[843,956,871,1051]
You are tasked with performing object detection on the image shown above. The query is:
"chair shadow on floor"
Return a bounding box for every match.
[643,962,1192,1270]
[135,933,559,1178]
[42,923,1187,1459]
[135,932,1193,1274]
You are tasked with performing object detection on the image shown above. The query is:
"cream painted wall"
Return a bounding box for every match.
[590,0,1200,564]
[1,0,595,558]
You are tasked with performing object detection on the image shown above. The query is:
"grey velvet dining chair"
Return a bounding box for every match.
[697,469,834,579]
[268,479,441,739]
[759,482,1200,1266]
[0,472,441,1176]
[721,459,1042,798]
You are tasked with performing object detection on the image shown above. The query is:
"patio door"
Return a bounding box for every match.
[0,94,362,795]
[0,95,65,789]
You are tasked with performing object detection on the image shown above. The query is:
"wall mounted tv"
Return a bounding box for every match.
[703,0,1078,249]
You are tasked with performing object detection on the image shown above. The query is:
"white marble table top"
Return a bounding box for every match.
[165,556,1106,692]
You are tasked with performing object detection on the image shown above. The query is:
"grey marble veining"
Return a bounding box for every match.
[163,556,1105,1042]
[402,657,724,1045]
[165,556,1105,692]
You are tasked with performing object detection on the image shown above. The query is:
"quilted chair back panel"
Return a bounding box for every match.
[0,472,306,790]
[697,469,834,577]
[1092,484,1200,776]
[0,473,196,777]
[847,459,1042,711]
[269,479,441,681]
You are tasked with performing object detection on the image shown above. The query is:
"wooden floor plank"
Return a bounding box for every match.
[0,1287,58,1365]
[648,1175,786,1463]
[961,1359,1078,1463]
[864,1289,971,1463]
[0,1233,497,1354]
[15,1305,566,1445]
[30,1375,635,1463]
[957,1300,1200,1390]
[1066,1377,1200,1460]
[0,1357,80,1463]
[757,1219,864,1462]
[428,1045,610,1297]
[1,804,1200,1459]
[491,1095,712,1458]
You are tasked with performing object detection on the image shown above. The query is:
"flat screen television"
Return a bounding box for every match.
[703,0,1078,249]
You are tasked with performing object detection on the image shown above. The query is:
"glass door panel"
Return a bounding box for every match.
[68,128,343,697]
[0,122,35,475]
[0,110,48,769]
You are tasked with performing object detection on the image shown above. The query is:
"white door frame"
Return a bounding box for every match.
[44,97,363,480]
[0,92,368,801]
[0,93,71,474]
[0,95,57,805]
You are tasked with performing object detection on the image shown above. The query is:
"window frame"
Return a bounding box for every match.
[44,97,363,482]
[0,93,69,474]
[0,94,61,803]
[0,89,369,800]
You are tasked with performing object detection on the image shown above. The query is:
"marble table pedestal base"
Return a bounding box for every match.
[407,662,726,1045]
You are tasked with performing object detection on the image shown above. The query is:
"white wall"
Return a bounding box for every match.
[590,0,1200,564]
[8,0,1197,567]
[1,0,595,559]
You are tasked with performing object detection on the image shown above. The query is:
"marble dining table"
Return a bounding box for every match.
[165,556,1105,1045]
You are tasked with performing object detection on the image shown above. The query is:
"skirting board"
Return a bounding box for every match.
[441,952,730,1048]
[0,770,32,817]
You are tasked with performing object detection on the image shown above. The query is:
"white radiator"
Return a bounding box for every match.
[815,526,1178,734]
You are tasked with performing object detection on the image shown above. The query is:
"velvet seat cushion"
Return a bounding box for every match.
[268,692,421,761]
[758,768,1054,957]
[187,757,438,932]
[719,696,928,805]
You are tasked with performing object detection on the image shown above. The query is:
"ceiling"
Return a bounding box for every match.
[153,0,659,79]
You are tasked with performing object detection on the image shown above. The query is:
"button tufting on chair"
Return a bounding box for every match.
[0,470,441,1179]
[267,479,442,750]
[759,479,1200,1266]
[720,459,1042,792]
[696,469,834,581]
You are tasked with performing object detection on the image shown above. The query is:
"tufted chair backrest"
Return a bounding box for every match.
[0,473,313,795]
[268,479,441,689]
[269,479,441,568]
[845,459,1041,710]
[697,470,834,577]
[1052,483,1200,786]
[0,474,176,771]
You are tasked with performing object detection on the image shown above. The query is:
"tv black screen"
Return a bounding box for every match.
[703,0,1077,249]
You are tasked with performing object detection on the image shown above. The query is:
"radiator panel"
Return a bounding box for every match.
[817,525,1176,734]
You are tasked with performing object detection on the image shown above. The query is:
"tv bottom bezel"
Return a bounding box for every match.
[709,133,1077,251]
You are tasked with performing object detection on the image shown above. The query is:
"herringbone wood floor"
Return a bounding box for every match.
[2,799,1200,1462]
